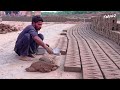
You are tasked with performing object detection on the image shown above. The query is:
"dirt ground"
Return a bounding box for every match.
[0,21,82,79]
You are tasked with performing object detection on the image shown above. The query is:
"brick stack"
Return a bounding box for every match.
[2,15,90,22]
[91,13,117,31]
[116,23,120,31]
[90,16,98,32]
[84,18,92,22]
[90,13,120,45]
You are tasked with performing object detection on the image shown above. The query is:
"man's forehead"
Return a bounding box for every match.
[37,21,43,24]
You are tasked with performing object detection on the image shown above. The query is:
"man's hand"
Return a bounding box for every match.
[46,44,49,47]
[33,36,53,54]
[45,46,54,54]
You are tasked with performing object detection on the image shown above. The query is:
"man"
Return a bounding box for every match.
[14,15,53,61]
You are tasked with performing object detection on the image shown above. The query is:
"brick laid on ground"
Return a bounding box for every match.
[64,26,81,72]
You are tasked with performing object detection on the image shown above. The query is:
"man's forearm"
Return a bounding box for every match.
[33,36,46,48]
[33,36,53,54]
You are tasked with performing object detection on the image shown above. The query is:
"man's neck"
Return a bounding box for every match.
[32,24,37,31]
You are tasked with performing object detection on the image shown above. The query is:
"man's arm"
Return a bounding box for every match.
[33,36,53,54]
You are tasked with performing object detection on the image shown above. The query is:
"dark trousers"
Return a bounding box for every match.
[14,33,44,56]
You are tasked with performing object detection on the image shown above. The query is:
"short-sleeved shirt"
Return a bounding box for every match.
[16,25,38,43]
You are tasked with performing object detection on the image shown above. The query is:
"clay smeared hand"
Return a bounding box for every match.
[46,44,49,47]
[46,46,54,54]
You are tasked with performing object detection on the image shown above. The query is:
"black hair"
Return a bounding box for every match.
[32,15,43,23]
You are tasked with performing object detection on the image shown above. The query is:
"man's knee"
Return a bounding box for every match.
[38,33,44,40]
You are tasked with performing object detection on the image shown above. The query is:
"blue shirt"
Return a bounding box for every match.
[16,25,38,43]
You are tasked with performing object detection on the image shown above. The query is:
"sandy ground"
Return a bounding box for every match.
[0,21,82,79]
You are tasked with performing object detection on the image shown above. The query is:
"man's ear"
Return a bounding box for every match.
[32,22,35,26]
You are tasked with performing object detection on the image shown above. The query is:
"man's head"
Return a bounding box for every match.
[32,15,43,31]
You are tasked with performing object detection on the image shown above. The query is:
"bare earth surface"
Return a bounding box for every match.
[0,21,81,79]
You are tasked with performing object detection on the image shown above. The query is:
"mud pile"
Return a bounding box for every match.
[0,23,19,34]
[25,55,59,73]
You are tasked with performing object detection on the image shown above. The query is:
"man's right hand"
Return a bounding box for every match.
[46,46,54,54]
[33,36,53,54]
[46,44,49,47]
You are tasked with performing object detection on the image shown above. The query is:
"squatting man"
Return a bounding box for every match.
[14,15,54,61]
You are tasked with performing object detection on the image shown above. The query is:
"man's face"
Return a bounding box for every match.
[33,21,43,31]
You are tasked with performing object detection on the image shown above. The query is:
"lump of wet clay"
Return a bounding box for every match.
[39,54,57,64]
[25,55,59,73]
[0,23,19,34]
[25,60,59,73]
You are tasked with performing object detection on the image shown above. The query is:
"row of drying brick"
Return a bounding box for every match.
[64,26,81,72]
[56,27,81,72]
[86,23,120,56]
[55,36,68,55]
[59,23,120,79]
[60,25,104,78]
[85,23,120,68]
[79,23,120,79]
[73,24,104,79]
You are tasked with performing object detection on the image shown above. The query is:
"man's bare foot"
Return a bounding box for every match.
[19,56,33,61]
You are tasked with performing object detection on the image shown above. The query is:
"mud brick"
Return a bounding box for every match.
[106,29,110,36]
[83,68,103,79]
[65,61,81,65]
[60,32,67,35]
[111,32,115,41]
[60,51,67,55]
[64,66,81,72]
[56,36,67,50]
[112,32,117,42]
[63,30,67,32]
[64,64,81,72]
[110,17,117,25]
[117,24,120,31]
[110,31,114,41]
[109,30,113,40]
[60,37,68,55]
[83,68,102,75]
[116,32,120,42]
[117,34,120,45]
[102,70,120,79]
[66,55,80,62]
[82,63,97,68]
[114,31,119,43]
